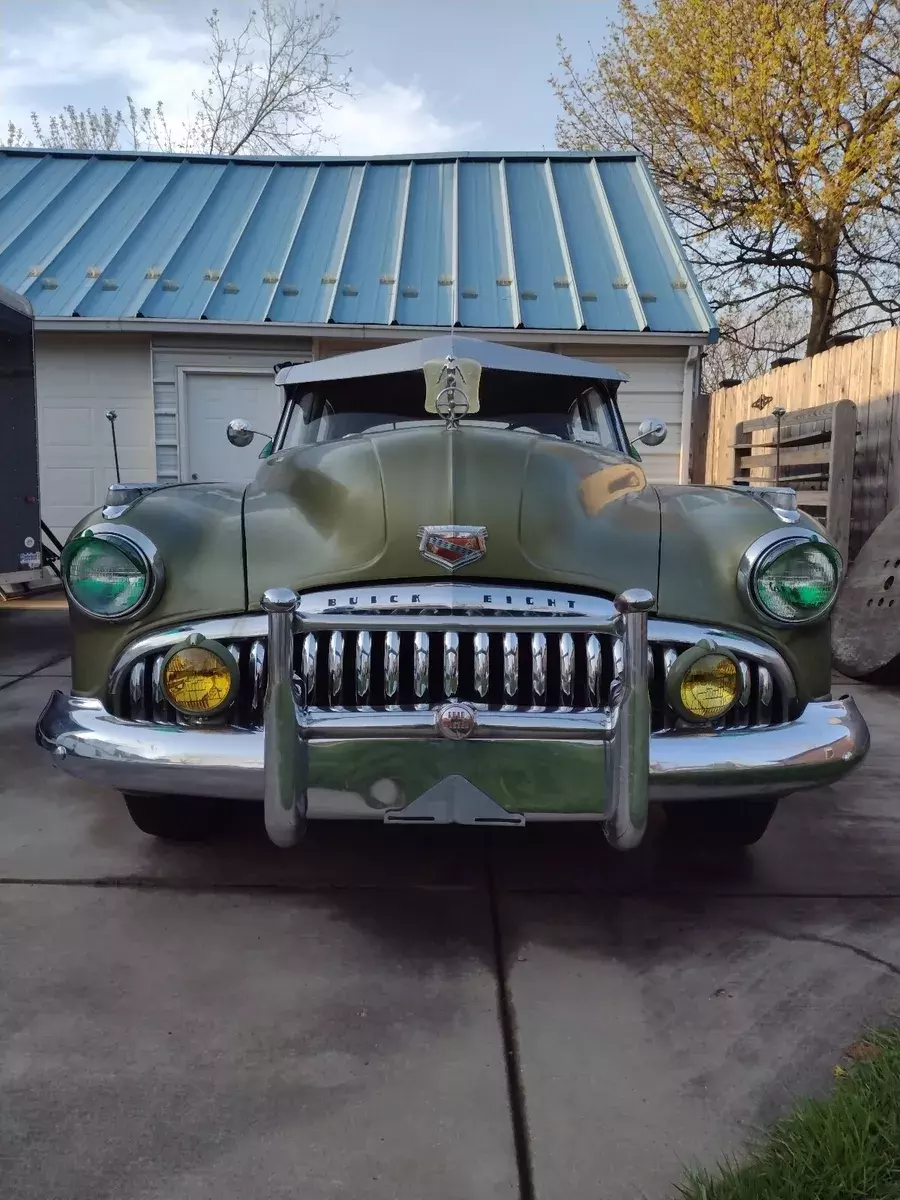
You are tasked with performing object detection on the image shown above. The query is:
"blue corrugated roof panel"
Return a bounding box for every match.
[0,148,715,337]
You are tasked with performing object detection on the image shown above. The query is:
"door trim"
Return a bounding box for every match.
[176,366,278,482]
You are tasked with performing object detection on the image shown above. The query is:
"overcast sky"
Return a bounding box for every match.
[0,0,618,155]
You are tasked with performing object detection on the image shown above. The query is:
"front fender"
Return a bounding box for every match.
[67,483,247,699]
[656,486,833,704]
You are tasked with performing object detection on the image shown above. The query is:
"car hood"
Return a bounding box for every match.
[243,426,660,603]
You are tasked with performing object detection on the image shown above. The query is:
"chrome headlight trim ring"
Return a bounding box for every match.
[737,527,842,628]
[61,523,165,622]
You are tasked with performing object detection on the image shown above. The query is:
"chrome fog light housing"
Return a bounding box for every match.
[738,529,842,626]
[61,525,164,621]
[666,640,741,722]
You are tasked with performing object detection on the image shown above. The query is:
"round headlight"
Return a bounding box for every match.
[667,643,741,722]
[162,642,238,716]
[744,535,842,625]
[63,533,150,618]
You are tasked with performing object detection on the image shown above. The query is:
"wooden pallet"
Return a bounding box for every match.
[732,399,858,561]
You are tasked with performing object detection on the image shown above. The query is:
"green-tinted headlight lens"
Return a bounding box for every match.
[65,537,148,616]
[754,542,840,622]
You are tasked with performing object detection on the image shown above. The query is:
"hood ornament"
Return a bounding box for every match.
[423,354,482,429]
[434,355,469,429]
[418,525,488,571]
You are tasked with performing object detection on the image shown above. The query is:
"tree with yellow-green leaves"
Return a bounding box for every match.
[553,0,900,366]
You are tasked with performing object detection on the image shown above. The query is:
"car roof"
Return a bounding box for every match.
[274,335,627,387]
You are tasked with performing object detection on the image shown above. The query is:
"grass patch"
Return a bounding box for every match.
[677,1026,900,1200]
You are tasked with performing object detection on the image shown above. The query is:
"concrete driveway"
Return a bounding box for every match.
[3,601,900,1200]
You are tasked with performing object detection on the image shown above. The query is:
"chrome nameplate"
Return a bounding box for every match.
[297,582,616,618]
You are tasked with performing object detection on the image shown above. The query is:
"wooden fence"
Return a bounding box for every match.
[702,326,900,559]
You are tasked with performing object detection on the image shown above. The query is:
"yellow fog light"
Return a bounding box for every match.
[667,641,741,723]
[161,639,238,716]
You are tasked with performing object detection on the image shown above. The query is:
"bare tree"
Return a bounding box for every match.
[5,1,350,156]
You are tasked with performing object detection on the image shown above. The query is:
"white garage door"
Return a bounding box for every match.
[183,372,283,484]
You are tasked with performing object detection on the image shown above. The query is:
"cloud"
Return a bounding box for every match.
[323,80,479,155]
[1,1,209,132]
[0,1,477,156]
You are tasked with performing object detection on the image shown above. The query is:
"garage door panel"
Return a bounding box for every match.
[184,372,282,484]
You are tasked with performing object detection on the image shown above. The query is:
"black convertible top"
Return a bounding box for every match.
[274,335,627,388]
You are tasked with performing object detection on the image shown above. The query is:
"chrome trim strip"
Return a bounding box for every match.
[328,631,344,704]
[503,632,518,700]
[444,631,459,698]
[474,632,490,699]
[356,631,372,703]
[586,634,601,707]
[532,632,547,702]
[559,632,575,705]
[302,633,317,704]
[413,631,429,702]
[384,631,399,702]
[37,693,870,806]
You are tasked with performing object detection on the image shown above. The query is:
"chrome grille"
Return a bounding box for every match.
[115,627,786,732]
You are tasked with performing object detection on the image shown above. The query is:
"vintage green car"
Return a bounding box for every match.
[37,335,868,849]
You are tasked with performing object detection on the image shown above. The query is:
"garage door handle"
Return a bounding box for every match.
[191,473,198,480]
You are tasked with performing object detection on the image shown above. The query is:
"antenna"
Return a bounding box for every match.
[105,410,121,483]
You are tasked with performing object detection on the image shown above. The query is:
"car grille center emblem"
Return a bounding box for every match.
[435,701,477,740]
[418,525,487,572]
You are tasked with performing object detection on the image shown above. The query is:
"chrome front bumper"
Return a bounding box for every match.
[36,588,870,850]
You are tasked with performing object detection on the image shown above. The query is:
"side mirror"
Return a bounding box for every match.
[227,418,272,449]
[632,418,668,448]
[258,440,273,459]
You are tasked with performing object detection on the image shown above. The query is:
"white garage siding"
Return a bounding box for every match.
[558,344,696,485]
[34,332,155,542]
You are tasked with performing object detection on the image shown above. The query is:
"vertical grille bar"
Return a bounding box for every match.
[356,631,372,703]
[757,666,773,725]
[151,654,167,722]
[444,632,459,697]
[503,632,518,702]
[413,632,429,704]
[586,635,601,707]
[249,640,266,722]
[225,642,240,666]
[559,633,575,706]
[473,632,490,699]
[736,660,751,728]
[385,631,400,703]
[613,637,624,680]
[302,634,317,704]
[129,660,146,720]
[328,632,344,703]
[531,633,546,703]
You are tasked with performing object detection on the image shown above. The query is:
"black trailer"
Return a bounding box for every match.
[0,285,61,592]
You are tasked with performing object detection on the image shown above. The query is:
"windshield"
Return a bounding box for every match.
[279,371,623,451]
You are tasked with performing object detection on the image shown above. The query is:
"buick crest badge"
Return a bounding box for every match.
[418,525,487,572]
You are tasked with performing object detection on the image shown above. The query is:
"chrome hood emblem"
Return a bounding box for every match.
[418,525,488,572]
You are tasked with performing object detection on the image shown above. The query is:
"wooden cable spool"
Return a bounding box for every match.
[832,505,900,679]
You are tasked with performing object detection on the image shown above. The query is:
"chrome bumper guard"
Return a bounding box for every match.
[36,586,870,850]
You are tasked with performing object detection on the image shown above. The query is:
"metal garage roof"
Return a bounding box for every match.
[0,148,716,337]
